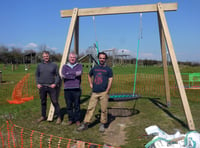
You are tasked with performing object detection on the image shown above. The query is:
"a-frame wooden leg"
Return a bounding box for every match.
[157,3,195,130]
[59,8,79,75]
[74,17,79,55]
[158,13,171,107]
[47,8,79,121]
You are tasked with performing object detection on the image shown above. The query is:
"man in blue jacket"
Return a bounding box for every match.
[61,52,83,126]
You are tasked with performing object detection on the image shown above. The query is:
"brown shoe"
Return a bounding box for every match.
[37,116,46,123]
[76,121,81,126]
[67,121,73,125]
[56,117,62,124]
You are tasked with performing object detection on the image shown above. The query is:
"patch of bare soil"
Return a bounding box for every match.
[103,102,133,147]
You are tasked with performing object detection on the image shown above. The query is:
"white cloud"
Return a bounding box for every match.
[47,46,58,51]
[25,42,38,49]
[117,49,131,55]
[7,43,24,49]
[139,52,154,59]
[139,52,161,60]
[3,42,60,53]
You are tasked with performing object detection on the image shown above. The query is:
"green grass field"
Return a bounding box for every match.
[0,63,200,148]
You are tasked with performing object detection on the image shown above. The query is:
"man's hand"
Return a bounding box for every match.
[50,84,56,88]
[89,83,93,89]
[37,84,42,89]
[76,71,82,76]
[88,75,93,89]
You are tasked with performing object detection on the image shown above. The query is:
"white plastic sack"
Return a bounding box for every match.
[145,125,200,148]
[184,131,200,148]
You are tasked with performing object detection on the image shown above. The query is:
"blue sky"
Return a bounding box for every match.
[0,0,199,62]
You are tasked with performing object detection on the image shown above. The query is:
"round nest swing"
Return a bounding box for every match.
[109,93,140,101]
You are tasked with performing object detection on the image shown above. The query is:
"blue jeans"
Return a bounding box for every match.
[39,86,61,118]
[64,88,81,122]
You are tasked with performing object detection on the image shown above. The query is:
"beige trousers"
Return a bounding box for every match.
[84,91,109,124]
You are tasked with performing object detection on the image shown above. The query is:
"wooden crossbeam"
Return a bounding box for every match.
[61,3,177,17]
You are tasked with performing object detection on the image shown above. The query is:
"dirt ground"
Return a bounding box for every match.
[103,116,132,147]
[103,102,134,147]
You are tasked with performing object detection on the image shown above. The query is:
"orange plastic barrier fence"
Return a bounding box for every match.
[7,74,34,104]
[0,121,120,148]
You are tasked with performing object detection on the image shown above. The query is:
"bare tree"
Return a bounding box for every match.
[10,47,23,64]
[38,44,47,52]
[0,46,9,63]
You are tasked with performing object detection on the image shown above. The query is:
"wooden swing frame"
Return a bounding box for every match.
[47,2,195,130]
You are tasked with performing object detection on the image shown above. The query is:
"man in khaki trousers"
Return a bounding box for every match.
[77,52,113,132]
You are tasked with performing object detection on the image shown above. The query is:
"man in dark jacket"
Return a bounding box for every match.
[61,52,82,126]
[35,51,61,124]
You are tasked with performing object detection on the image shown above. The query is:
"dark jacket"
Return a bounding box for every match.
[35,61,60,86]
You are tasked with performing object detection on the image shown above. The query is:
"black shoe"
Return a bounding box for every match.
[77,123,88,131]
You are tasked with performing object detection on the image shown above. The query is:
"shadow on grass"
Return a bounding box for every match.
[87,113,116,129]
[60,107,67,120]
[88,102,140,129]
[80,109,87,122]
[69,95,140,129]
[145,97,188,129]
[59,95,90,121]
[80,95,91,104]
[60,107,87,122]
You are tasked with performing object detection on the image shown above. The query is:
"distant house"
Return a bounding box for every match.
[23,52,36,64]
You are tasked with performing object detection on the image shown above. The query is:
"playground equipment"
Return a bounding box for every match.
[188,73,200,89]
[92,16,100,64]
[181,73,200,89]
[108,13,142,101]
[47,2,195,130]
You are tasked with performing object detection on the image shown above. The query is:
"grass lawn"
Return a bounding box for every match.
[0,63,200,148]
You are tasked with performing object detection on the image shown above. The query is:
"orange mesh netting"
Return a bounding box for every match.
[0,120,120,148]
[7,73,34,104]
